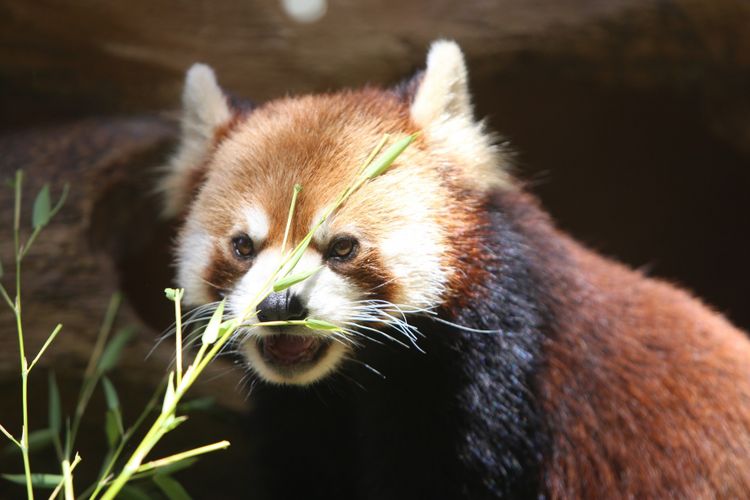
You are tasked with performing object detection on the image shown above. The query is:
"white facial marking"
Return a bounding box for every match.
[177,218,215,305]
[229,247,361,385]
[380,225,444,308]
[242,205,270,244]
[160,64,232,218]
[310,206,331,247]
[410,39,509,191]
[242,337,348,386]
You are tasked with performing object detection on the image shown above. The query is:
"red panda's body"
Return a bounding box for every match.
[543,230,750,497]
[161,41,750,498]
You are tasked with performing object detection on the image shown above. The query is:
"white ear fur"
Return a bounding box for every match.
[160,63,232,217]
[411,40,472,126]
[410,40,509,190]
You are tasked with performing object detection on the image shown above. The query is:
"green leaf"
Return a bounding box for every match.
[3,472,62,489]
[153,474,192,500]
[177,397,215,413]
[49,183,69,219]
[362,133,418,179]
[304,318,342,331]
[32,184,51,229]
[119,484,153,500]
[48,371,61,434]
[201,300,225,346]
[105,409,122,447]
[98,327,135,372]
[272,266,321,292]
[101,376,120,411]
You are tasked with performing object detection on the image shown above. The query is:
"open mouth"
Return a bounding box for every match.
[257,333,330,367]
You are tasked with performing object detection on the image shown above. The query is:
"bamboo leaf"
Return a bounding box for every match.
[304,318,342,332]
[362,133,418,179]
[103,377,124,445]
[105,410,122,447]
[3,473,62,489]
[49,183,69,219]
[177,397,215,413]
[201,299,226,346]
[118,484,152,500]
[153,474,192,500]
[48,371,61,434]
[272,266,322,292]
[101,376,120,411]
[32,184,51,229]
[98,327,135,373]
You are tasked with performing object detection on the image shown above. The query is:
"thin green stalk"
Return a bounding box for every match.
[28,324,63,372]
[133,441,229,475]
[0,282,14,310]
[99,406,175,499]
[12,170,34,500]
[21,184,68,261]
[68,294,122,456]
[49,454,81,500]
[85,379,166,500]
[0,422,20,448]
[19,227,42,261]
[99,132,415,499]
[61,454,80,500]
[280,184,302,255]
[173,290,183,386]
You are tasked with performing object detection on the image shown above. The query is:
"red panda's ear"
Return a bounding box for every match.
[160,64,232,218]
[410,40,472,126]
[410,40,511,191]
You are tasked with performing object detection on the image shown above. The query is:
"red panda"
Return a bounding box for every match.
[160,40,750,498]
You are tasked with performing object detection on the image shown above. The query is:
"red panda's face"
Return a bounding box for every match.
[163,41,510,385]
[178,93,453,384]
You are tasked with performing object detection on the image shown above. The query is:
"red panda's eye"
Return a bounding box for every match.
[327,236,358,261]
[232,234,254,259]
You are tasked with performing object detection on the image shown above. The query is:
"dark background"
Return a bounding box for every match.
[0,0,748,497]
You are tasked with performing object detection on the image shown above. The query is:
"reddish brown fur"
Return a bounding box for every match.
[176,81,750,497]
[203,246,250,299]
[539,230,750,497]
[327,245,398,302]
[185,87,487,306]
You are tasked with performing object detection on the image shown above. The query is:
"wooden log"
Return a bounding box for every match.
[0,117,247,411]
[1,0,749,123]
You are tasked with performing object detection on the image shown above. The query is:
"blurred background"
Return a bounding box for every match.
[1,0,749,497]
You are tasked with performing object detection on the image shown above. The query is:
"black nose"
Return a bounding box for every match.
[256,291,308,322]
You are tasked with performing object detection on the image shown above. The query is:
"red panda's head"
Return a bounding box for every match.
[161,41,512,385]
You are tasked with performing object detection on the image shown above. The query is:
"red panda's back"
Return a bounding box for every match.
[541,237,750,498]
